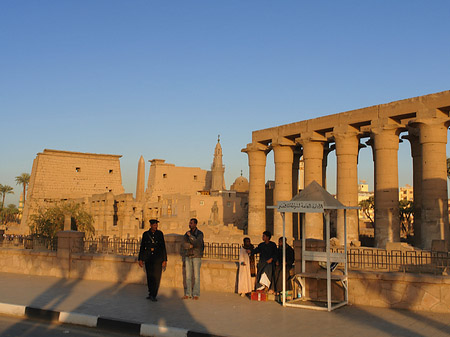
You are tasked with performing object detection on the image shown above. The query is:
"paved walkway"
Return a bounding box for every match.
[0,272,449,337]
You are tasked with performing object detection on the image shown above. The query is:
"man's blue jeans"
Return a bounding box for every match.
[185,257,201,297]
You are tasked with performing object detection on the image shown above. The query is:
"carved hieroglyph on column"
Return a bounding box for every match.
[333,126,359,244]
[272,138,294,240]
[242,143,270,236]
[372,122,401,248]
[296,133,326,240]
[402,130,422,247]
[411,111,449,250]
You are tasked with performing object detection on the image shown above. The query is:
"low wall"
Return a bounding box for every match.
[0,248,62,277]
[348,271,450,313]
[0,247,238,293]
[70,253,238,292]
[1,246,450,313]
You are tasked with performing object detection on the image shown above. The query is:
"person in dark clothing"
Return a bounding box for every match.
[273,237,295,294]
[251,230,277,291]
[138,219,167,302]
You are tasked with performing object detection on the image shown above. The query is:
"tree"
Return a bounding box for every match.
[447,158,450,179]
[399,199,414,237]
[15,173,30,206]
[0,204,19,225]
[0,184,14,209]
[30,202,95,240]
[359,196,374,226]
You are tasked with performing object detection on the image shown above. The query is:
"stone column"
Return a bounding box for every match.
[412,117,449,250]
[334,127,359,244]
[297,134,326,239]
[272,139,294,239]
[402,130,422,247]
[292,148,302,239]
[242,143,270,236]
[372,124,401,248]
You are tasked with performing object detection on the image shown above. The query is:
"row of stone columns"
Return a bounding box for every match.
[243,116,449,250]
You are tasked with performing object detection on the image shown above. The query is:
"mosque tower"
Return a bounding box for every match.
[136,155,146,201]
[211,135,226,191]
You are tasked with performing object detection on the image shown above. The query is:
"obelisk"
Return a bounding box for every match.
[136,156,145,201]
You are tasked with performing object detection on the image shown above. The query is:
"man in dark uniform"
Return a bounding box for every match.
[138,219,167,301]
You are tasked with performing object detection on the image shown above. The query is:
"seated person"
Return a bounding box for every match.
[273,237,295,294]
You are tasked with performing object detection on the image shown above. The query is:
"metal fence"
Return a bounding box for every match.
[0,235,57,251]
[80,238,450,275]
[332,247,450,275]
[84,238,140,256]
[82,238,242,261]
[203,242,241,261]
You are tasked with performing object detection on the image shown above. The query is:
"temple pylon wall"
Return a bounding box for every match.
[243,90,450,249]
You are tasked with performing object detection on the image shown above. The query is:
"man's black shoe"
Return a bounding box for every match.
[150,296,158,302]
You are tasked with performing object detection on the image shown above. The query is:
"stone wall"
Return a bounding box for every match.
[0,248,62,277]
[0,248,237,293]
[20,149,125,234]
[146,159,210,201]
[26,149,124,200]
[348,271,450,313]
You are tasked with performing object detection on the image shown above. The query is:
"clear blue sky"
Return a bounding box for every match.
[1,1,449,206]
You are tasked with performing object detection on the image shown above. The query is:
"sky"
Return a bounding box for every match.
[1,0,449,206]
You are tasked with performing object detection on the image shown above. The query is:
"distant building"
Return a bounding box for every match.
[19,139,248,242]
[399,184,413,201]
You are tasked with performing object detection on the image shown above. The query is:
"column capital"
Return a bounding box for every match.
[241,142,270,155]
[295,131,327,146]
[370,118,403,136]
[370,125,401,151]
[272,142,294,164]
[333,126,359,156]
[409,118,448,145]
[332,125,359,138]
[271,136,295,147]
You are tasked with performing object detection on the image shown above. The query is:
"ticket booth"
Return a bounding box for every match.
[269,181,358,311]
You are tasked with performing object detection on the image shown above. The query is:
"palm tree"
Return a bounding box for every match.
[0,184,14,209]
[15,173,30,206]
[0,204,19,224]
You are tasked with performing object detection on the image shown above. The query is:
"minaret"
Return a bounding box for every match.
[136,156,145,201]
[211,135,226,191]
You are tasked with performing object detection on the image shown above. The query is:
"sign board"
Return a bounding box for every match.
[277,200,324,213]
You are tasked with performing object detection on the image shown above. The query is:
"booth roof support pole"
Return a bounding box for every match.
[344,209,348,303]
[301,213,305,273]
[326,211,331,312]
[282,212,286,307]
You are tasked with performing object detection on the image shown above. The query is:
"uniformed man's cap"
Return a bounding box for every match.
[149,219,159,225]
